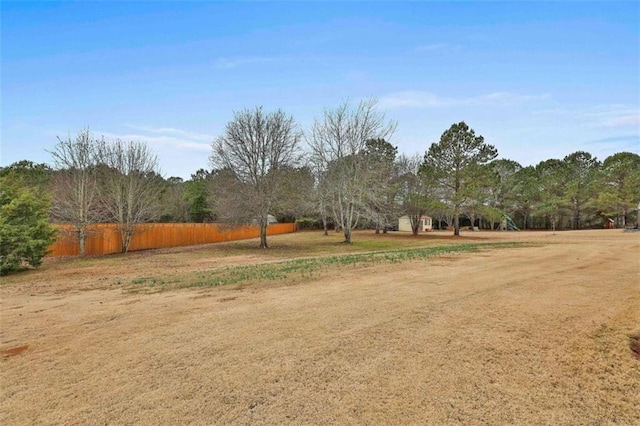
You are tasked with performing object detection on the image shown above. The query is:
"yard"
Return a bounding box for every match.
[1,229,639,424]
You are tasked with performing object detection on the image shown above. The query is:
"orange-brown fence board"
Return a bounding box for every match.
[47,223,297,257]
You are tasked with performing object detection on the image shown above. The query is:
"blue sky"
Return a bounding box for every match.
[2,1,638,179]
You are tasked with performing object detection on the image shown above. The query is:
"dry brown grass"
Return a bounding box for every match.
[1,229,639,424]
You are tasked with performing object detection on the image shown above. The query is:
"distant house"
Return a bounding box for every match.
[398,215,433,232]
[252,214,279,226]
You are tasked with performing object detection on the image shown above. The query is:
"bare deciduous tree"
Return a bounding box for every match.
[98,139,163,253]
[49,129,101,256]
[312,165,334,236]
[210,107,301,248]
[273,165,315,220]
[396,153,435,236]
[308,98,396,243]
[362,138,398,234]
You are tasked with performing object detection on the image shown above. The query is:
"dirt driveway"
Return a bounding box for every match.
[1,230,639,424]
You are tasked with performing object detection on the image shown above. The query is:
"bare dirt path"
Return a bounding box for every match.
[1,230,639,424]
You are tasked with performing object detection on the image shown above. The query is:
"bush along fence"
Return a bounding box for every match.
[47,223,297,257]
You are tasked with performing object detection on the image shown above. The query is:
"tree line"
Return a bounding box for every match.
[1,99,639,272]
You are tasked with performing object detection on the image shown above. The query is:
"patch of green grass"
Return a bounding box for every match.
[129,276,167,286]
[124,241,529,292]
[351,239,406,250]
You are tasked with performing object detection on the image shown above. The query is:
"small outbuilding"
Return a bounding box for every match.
[398,215,433,233]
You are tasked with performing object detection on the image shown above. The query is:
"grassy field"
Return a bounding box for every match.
[1,229,639,424]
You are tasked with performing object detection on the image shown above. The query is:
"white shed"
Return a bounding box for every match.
[398,215,433,232]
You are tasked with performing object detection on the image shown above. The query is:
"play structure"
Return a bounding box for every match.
[500,215,520,231]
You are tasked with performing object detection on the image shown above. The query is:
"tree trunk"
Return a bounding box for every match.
[78,225,87,257]
[343,227,352,243]
[119,225,134,253]
[259,221,268,249]
[410,214,420,236]
[321,208,329,236]
[572,204,579,230]
[454,213,460,236]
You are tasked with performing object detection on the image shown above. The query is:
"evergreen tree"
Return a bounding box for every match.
[422,122,498,236]
[0,174,56,275]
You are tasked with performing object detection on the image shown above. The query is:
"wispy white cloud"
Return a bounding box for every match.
[587,134,639,145]
[479,92,551,104]
[580,105,639,129]
[94,126,213,177]
[97,125,213,153]
[601,114,640,128]
[379,90,550,109]
[584,134,640,161]
[124,124,213,143]
[536,105,640,129]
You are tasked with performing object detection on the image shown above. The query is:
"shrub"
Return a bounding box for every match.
[295,217,333,230]
[0,175,56,275]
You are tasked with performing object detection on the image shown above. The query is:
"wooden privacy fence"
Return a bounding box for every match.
[48,223,297,257]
